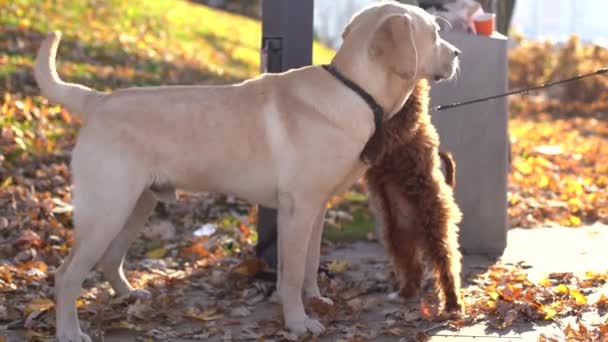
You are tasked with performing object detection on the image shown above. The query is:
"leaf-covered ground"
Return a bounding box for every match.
[3,238,608,341]
[1,0,608,340]
[507,36,608,228]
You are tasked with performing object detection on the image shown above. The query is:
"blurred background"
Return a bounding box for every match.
[312,0,608,48]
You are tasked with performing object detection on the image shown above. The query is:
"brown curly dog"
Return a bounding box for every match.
[365,79,463,313]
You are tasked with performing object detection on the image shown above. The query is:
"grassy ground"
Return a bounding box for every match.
[1,0,333,88]
[1,0,334,161]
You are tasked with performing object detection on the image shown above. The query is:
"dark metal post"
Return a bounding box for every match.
[257,0,314,269]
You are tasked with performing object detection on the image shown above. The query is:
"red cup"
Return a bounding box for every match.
[473,13,496,36]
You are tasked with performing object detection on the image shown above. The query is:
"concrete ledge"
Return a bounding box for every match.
[430,31,509,255]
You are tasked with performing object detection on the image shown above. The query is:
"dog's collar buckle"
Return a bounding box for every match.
[321,64,384,137]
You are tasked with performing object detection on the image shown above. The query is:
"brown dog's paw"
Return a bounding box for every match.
[444,293,465,315]
[398,285,420,300]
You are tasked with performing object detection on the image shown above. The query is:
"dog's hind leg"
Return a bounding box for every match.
[55,161,147,342]
[303,206,333,305]
[380,186,424,299]
[98,190,157,298]
[277,191,326,335]
[424,223,462,312]
[419,182,463,313]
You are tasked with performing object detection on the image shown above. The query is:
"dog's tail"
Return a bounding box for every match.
[34,31,101,119]
[439,151,456,188]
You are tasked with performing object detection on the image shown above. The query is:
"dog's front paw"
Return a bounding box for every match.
[286,316,326,335]
[444,291,464,314]
[445,298,464,316]
[57,330,92,342]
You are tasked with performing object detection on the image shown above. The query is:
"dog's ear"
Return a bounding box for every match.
[370,13,418,80]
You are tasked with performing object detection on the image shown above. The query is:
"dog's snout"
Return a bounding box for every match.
[454,49,461,57]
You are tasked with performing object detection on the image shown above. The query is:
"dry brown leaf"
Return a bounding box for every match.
[308,297,336,318]
[230,258,265,277]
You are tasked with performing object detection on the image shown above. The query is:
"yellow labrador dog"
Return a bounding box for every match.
[35,2,459,341]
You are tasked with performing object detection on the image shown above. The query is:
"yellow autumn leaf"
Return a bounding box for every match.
[570,289,587,306]
[568,197,583,208]
[328,259,349,274]
[0,176,12,189]
[542,305,557,320]
[23,298,54,317]
[145,247,168,259]
[514,160,533,174]
[539,278,551,287]
[555,284,569,295]
[569,215,582,226]
[567,182,584,196]
[19,18,31,28]
[538,175,550,188]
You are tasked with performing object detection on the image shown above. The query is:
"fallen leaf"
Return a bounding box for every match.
[327,259,349,274]
[420,300,433,320]
[230,258,265,277]
[308,297,336,317]
[570,289,587,306]
[15,230,44,249]
[184,306,224,321]
[145,247,168,259]
[541,305,557,320]
[23,298,54,317]
[595,294,608,309]
[555,284,569,295]
[181,243,210,259]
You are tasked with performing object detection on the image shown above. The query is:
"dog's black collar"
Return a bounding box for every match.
[321,64,384,138]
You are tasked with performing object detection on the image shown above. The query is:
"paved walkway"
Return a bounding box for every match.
[431,223,608,341]
[324,224,608,341]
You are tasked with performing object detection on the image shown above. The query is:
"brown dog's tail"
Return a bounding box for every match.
[439,151,456,188]
[34,31,102,119]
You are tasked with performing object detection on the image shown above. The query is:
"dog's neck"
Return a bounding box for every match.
[331,52,418,119]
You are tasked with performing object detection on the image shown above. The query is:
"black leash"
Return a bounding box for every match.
[322,64,608,163]
[432,67,608,112]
